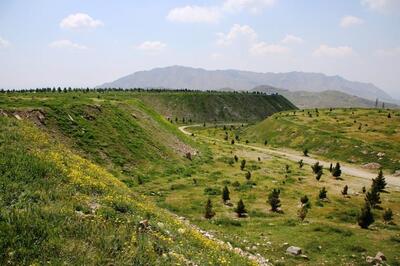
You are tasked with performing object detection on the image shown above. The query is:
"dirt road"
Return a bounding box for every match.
[179,125,400,188]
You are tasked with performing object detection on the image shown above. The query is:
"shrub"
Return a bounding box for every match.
[240,159,246,171]
[303,148,309,157]
[298,206,308,221]
[235,199,247,217]
[318,187,327,200]
[204,199,215,219]
[383,208,393,224]
[358,202,374,229]
[245,171,251,181]
[341,185,348,196]
[222,185,230,203]
[268,189,281,212]
[298,159,304,168]
[332,163,342,179]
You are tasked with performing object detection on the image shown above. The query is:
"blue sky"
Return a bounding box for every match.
[0,0,399,97]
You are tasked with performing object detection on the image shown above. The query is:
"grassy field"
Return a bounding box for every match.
[140,124,400,265]
[242,108,400,173]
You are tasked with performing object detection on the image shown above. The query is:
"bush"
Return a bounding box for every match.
[204,199,215,219]
[358,202,374,229]
[383,208,393,224]
[268,189,281,212]
[235,199,247,217]
[318,187,327,200]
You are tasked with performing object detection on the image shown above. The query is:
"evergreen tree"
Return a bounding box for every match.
[300,195,311,209]
[329,163,333,172]
[362,186,366,193]
[316,170,323,181]
[332,163,342,179]
[383,208,393,224]
[298,159,304,168]
[358,202,374,229]
[318,187,327,200]
[372,169,386,192]
[341,185,348,196]
[231,139,235,145]
[311,162,323,174]
[264,140,268,145]
[234,155,238,162]
[222,186,230,203]
[365,186,381,209]
[298,206,308,221]
[204,199,215,219]
[245,171,251,181]
[240,159,246,171]
[235,199,247,217]
[303,148,309,157]
[268,189,281,212]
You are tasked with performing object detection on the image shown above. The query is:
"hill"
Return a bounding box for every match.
[98,65,395,102]
[251,85,398,109]
[242,108,400,172]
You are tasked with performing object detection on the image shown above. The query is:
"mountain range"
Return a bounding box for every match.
[98,65,397,107]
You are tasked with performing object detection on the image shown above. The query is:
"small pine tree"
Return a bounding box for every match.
[303,148,309,157]
[231,139,235,145]
[235,199,247,217]
[372,169,386,192]
[318,187,327,200]
[298,159,304,168]
[365,186,381,209]
[285,164,290,173]
[268,189,281,212]
[264,140,268,145]
[204,199,215,219]
[388,113,391,118]
[245,171,251,181]
[362,186,366,193]
[358,202,374,229]
[382,208,393,224]
[316,170,323,181]
[298,206,308,221]
[203,122,206,127]
[234,155,238,162]
[137,176,143,185]
[240,159,246,171]
[329,163,333,172]
[311,162,323,174]
[341,185,348,196]
[332,163,342,179]
[222,186,230,203]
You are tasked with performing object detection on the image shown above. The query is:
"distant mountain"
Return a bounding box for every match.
[251,85,398,109]
[98,65,395,102]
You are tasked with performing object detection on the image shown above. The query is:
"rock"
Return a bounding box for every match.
[377,152,385,157]
[362,163,381,170]
[394,170,400,177]
[300,254,309,260]
[286,246,302,256]
[14,114,22,120]
[366,256,375,263]
[375,251,386,261]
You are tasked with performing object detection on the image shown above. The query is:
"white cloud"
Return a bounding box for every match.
[250,42,289,55]
[49,40,87,49]
[313,45,354,57]
[376,47,400,56]
[216,24,257,46]
[166,6,221,23]
[0,37,10,48]
[340,16,364,28]
[137,41,166,54]
[281,34,303,44]
[223,0,276,13]
[60,13,103,29]
[361,0,400,12]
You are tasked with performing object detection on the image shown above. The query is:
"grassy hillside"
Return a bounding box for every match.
[0,117,252,265]
[243,108,400,172]
[140,124,400,265]
[137,91,296,122]
[251,86,398,109]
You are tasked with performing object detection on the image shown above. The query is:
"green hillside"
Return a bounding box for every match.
[243,108,400,172]
[137,91,296,122]
[0,117,251,265]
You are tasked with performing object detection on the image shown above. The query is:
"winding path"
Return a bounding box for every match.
[179,124,400,188]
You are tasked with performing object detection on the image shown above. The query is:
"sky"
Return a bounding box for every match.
[0,0,399,98]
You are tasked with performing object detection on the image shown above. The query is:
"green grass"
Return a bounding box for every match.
[138,127,400,265]
[0,117,252,265]
[240,108,400,172]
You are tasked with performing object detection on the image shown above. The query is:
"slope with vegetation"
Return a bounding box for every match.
[242,108,400,172]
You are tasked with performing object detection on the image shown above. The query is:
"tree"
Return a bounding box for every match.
[362,186,366,193]
[358,202,374,229]
[329,163,333,172]
[285,164,290,173]
[240,159,246,171]
[303,148,309,157]
[235,199,247,217]
[372,169,386,192]
[311,162,323,174]
[245,171,251,181]
[231,139,235,145]
[383,208,393,224]
[316,171,323,181]
[234,155,238,162]
[298,206,308,221]
[268,189,281,212]
[300,195,311,209]
[298,159,304,168]
[318,187,327,200]
[222,186,230,204]
[365,186,381,209]
[332,163,342,179]
[264,140,268,145]
[388,113,391,118]
[341,185,348,196]
[204,199,215,219]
